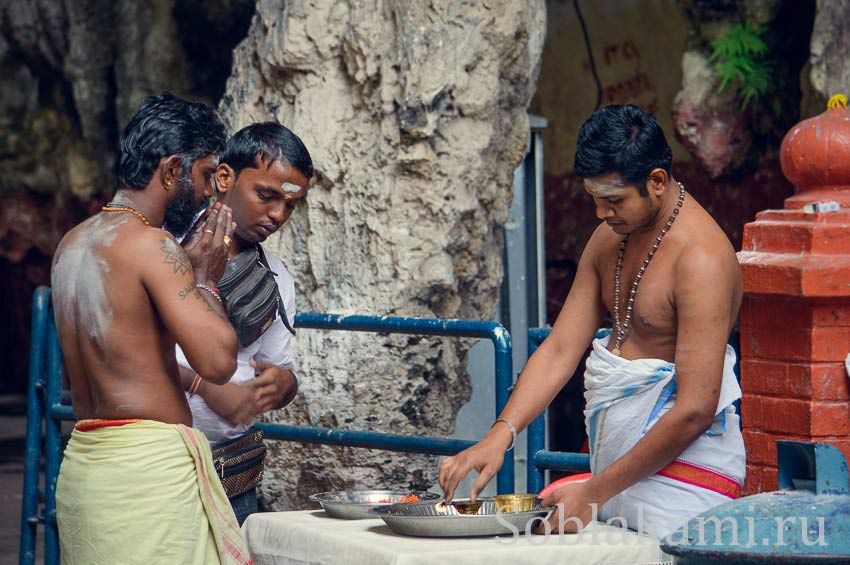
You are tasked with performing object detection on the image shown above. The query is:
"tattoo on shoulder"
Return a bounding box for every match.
[159,238,192,276]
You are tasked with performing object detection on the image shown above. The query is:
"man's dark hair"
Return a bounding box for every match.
[573,104,672,196]
[220,122,314,180]
[117,92,226,189]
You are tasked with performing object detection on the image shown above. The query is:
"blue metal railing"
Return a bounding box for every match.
[44,320,63,561]
[256,313,515,493]
[20,289,515,565]
[19,288,49,565]
[526,327,590,494]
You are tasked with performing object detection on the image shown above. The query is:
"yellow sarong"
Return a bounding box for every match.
[56,419,252,564]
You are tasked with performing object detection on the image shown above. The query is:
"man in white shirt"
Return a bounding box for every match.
[176,122,313,524]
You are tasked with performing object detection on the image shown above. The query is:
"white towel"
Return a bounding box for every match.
[583,331,746,538]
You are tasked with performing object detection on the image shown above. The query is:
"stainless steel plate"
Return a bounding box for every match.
[308,490,441,520]
[369,499,553,537]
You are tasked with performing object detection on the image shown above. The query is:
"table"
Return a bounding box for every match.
[242,510,671,564]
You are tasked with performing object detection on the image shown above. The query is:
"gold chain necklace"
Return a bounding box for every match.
[102,202,152,226]
[612,182,686,356]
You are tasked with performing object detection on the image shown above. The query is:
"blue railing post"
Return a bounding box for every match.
[20,287,50,565]
[44,316,63,565]
[525,327,550,494]
[490,325,514,494]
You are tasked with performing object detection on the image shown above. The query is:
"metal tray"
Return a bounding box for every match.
[308,490,441,520]
[369,499,553,537]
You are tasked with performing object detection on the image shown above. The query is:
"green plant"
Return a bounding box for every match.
[709,22,776,111]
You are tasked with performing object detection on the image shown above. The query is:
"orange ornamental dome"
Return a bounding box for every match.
[780,94,850,208]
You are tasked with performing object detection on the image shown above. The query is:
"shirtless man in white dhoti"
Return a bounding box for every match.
[439,104,746,538]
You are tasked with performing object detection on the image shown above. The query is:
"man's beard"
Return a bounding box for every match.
[163,173,204,238]
[617,197,660,235]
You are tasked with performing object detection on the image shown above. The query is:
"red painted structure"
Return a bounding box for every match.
[738,96,850,495]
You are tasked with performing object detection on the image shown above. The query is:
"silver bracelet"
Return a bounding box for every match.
[195,283,222,304]
[493,418,517,452]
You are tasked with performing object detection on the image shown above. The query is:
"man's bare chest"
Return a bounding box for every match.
[598,248,678,336]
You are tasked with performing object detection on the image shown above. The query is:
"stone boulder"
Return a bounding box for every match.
[219,0,546,509]
[672,0,815,180]
[672,50,754,180]
[809,0,850,102]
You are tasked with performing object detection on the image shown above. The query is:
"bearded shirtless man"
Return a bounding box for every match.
[439,104,746,538]
[50,93,249,564]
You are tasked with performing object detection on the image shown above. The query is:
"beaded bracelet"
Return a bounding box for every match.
[196,283,222,304]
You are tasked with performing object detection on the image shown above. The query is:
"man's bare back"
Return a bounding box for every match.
[51,92,254,564]
[52,204,238,424]
[54,214,187,423]
[589,191,742,362]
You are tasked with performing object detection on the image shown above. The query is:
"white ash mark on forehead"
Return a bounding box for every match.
[584,178,628,198]
[281,182,302,194]
[51,215,127,345]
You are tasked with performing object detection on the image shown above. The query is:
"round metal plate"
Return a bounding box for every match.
[307,490,441,520]
[369,499,553,537]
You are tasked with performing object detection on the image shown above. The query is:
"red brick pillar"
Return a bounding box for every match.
[738,95,850,495]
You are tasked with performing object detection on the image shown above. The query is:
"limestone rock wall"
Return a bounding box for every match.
[219,0,545,509]
[809,0,850,102]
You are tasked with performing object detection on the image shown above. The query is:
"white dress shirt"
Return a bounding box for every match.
[176,245,297,444]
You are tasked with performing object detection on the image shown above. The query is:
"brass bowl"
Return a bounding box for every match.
[493,494,538,513]
[450,500,484,515]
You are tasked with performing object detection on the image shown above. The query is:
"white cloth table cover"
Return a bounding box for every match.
[242,510,670,565]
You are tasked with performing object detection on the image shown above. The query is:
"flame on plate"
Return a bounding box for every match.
[434,502,450,515]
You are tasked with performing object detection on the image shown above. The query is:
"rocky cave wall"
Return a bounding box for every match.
[218,0,545,509]
[0,0,254,394]
[673,0,817,179]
